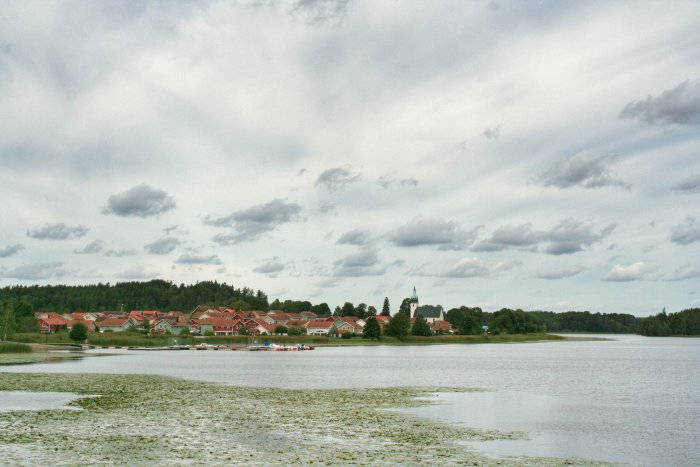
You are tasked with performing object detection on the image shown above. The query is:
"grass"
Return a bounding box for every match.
[0,373,612,466]
[0,341,32,354]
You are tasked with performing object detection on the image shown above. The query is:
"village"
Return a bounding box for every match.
[34,301,455,338]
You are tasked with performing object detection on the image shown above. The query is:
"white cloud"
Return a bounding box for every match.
[603,262,656,282]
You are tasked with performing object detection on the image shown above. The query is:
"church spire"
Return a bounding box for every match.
[411,286,418,303]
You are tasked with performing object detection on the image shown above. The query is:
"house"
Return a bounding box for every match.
[414,305,445,324]
[244,318,276,336]
[430,320,454,334]
[198,318,244,336]
[332,320,364,335]
[97,317,134,332]
[152,317,189,335]
[304,320,334,336]
[38,315,68,333]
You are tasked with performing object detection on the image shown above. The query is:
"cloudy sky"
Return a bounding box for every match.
[1,0,699,316]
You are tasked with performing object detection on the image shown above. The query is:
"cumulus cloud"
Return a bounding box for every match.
[336,229,371,246]
[603,262,656,282]
[174,254,223,265]
[253,258,285,277]
[389,218,479,250]
[620,79,700,126]
[333,248,385,277]
[205,199,302,245]
[0,244,24,258]
[315,167,360,191]
[144,237,182,255]
[436,257,521,278]
[538,150,629,189]
[669,217,700,245]
[672,174,700,194]
[474,219,615,255]
[116,265,161,280]
[73,240,104,255]
[537,265,587,280]
[27,223,89,240]
[1,262,67,280]
[665,264,700,281]
[102,184,176,218]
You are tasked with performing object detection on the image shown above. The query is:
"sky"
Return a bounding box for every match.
[1,0,699,316]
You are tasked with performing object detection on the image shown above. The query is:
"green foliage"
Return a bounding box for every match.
[69,323,88,341]
[311,303,331,316]
[411,315,432,336]
[489,308,542,334]
[381,297,391,316]
[446,306,483,335]
[274,325,288,334]
[287,326,306,336]
[362,316,381,340]
[367,305,377,316]
[340,302,355,317]
[0,280,269,314]
[398,298,411,315]
[354,303,367,318]
[384,313,410,340]
[340,332,355,339]
[1,300,16,340]
[640,308,700,336]
[0,341,32,353]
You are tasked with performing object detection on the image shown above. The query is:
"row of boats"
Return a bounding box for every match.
[193,342,315,351]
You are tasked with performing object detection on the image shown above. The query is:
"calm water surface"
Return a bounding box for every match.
[2,334,698,466]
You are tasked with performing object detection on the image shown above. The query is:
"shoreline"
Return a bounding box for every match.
[0,372,613,466]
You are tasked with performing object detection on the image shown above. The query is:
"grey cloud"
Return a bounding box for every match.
[253,258,285,276]
[669,217,700,245]
[163,225,178,234]
[333,248,386,277]
[539,150,629,189]
[27,223,89,240]
[205,199,302,245]
[73,240,104,255]
[620,79,700,126]
[289,0,350,26]
[145,237,182,255]
[315,167,360,191]
[438,257,521,278]
[474,219,614,255]
[400,178,419,187]
[603,262,656,282]
[390,219,479,250]
[175,254,223,265]
[673,174,700,194]
[537,265,587,280]
[379,176,419,189]
[104,249,137,258]
[665,264,700,281]
[0,244,24,258]
[336,229,371,246]
[483,125,502,139]
[102,184,176,218]
[2,262,67,280]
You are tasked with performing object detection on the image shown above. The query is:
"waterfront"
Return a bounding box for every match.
[1,334,698,465]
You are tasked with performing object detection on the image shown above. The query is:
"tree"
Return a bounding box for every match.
[367,305,377,316]
[341,302,355,317]
[274,325,288,335]
[1,300,16,340]
[363,316,381,340]
[69,322,88,342]
[398,298,411,315]
[381,297,391,316]
[355,303,367,318]
[311,303,331,316]
[411,315,432,336]
[384,313,410,340]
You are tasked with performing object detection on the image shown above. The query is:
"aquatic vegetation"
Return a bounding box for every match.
[0,373,614,466]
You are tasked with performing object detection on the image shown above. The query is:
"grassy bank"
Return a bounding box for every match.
[0,373,610,466]
[0,341,32,354]
[12,332,564,348]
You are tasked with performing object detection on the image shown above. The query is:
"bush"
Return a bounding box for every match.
[69,323,88,341]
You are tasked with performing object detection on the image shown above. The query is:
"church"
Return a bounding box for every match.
[409,286,445,324]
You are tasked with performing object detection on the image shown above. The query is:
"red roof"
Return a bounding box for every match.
[39,316,68,326]
[304,320,333,328]
[99,317,131,327]
[199,317,242,327]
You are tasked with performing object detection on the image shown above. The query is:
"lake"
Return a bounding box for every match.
[2,334,698,466]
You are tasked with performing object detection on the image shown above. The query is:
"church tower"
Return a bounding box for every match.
[410,286,419,318]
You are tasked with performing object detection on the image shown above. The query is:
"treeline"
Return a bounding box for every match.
[445,307,641,335]
[639,308,700,336]
[0,280,270,314]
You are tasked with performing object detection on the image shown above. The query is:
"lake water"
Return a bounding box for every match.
[1,334,698,466]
